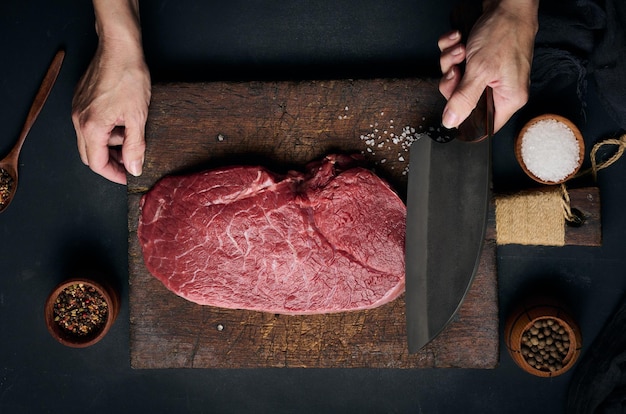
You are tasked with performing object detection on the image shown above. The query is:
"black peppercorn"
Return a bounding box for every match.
[521,317,570,373]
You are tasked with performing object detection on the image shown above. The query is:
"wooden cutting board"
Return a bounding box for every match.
[127,78,499,369]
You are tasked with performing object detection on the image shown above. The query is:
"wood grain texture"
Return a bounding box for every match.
[127,79,500,369]
[564,187,601,246]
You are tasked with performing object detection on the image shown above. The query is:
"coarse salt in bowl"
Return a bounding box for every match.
[515,114,585,185]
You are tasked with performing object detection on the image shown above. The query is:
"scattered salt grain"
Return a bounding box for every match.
[357,111,446,167]
[520,119,581,183]
[217,134,225,142]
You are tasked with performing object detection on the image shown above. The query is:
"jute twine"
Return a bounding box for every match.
[495,133,624,246]
[495,186,572,246]
[586,133,626,180]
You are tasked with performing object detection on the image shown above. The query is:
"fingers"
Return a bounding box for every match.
[438,31,465,76]
[71,112,89,166]
[438,32,493,130]
[439,30,473,129]
[441,72,487,130]
[121,120,146,178]
[72,87,148,185]
[443,78,529,133]
[438,30,461,52]
[72,107,147,185]
[80,120,128,185]
[74,119,146,185]
[439,65,461,101]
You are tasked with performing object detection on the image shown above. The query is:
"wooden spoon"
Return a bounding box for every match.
[0,49,65,213]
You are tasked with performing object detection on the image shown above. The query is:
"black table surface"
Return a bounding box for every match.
[1,1,625,413]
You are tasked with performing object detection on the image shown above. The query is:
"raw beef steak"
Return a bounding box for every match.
[138,154,405,315]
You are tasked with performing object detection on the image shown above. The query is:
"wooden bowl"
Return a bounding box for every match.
[44,278,120,348]
[505,297,582,377]
[515,114,585,185]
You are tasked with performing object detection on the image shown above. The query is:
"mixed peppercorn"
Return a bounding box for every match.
[0,168,13,208]
[53,283,108,336]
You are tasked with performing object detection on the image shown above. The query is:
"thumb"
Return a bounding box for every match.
[442,74,487,129]
[121,123,146,177]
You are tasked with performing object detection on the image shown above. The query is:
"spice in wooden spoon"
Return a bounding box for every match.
[0,49,64,213]
[0,168,14,208]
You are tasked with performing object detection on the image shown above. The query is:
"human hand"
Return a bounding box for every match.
[72,0,150,185]
[438,0,539,133]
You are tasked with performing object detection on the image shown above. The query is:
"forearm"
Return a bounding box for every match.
[92,0,143,53]
[478,0,540,81]
[483,0,539,34]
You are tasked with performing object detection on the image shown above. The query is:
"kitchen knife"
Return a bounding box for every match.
[405,130,491,353]
[404,1,493,353]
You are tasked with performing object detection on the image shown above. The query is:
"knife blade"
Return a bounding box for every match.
[405,125,491,353]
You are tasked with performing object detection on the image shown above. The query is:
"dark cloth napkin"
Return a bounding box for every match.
[532,1,626,412]
[530,0,626,129]
[567,295,626,414]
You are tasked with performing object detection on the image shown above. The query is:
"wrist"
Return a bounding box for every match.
[483,0,539,35]
[483,0,539,19]
[92,0,143,51]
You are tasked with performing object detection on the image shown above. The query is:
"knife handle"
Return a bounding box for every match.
[456,87,494,143]
[446,1,495,143]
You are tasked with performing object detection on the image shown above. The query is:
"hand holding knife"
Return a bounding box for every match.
[439,0,538,142]
[439,1,495,143]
